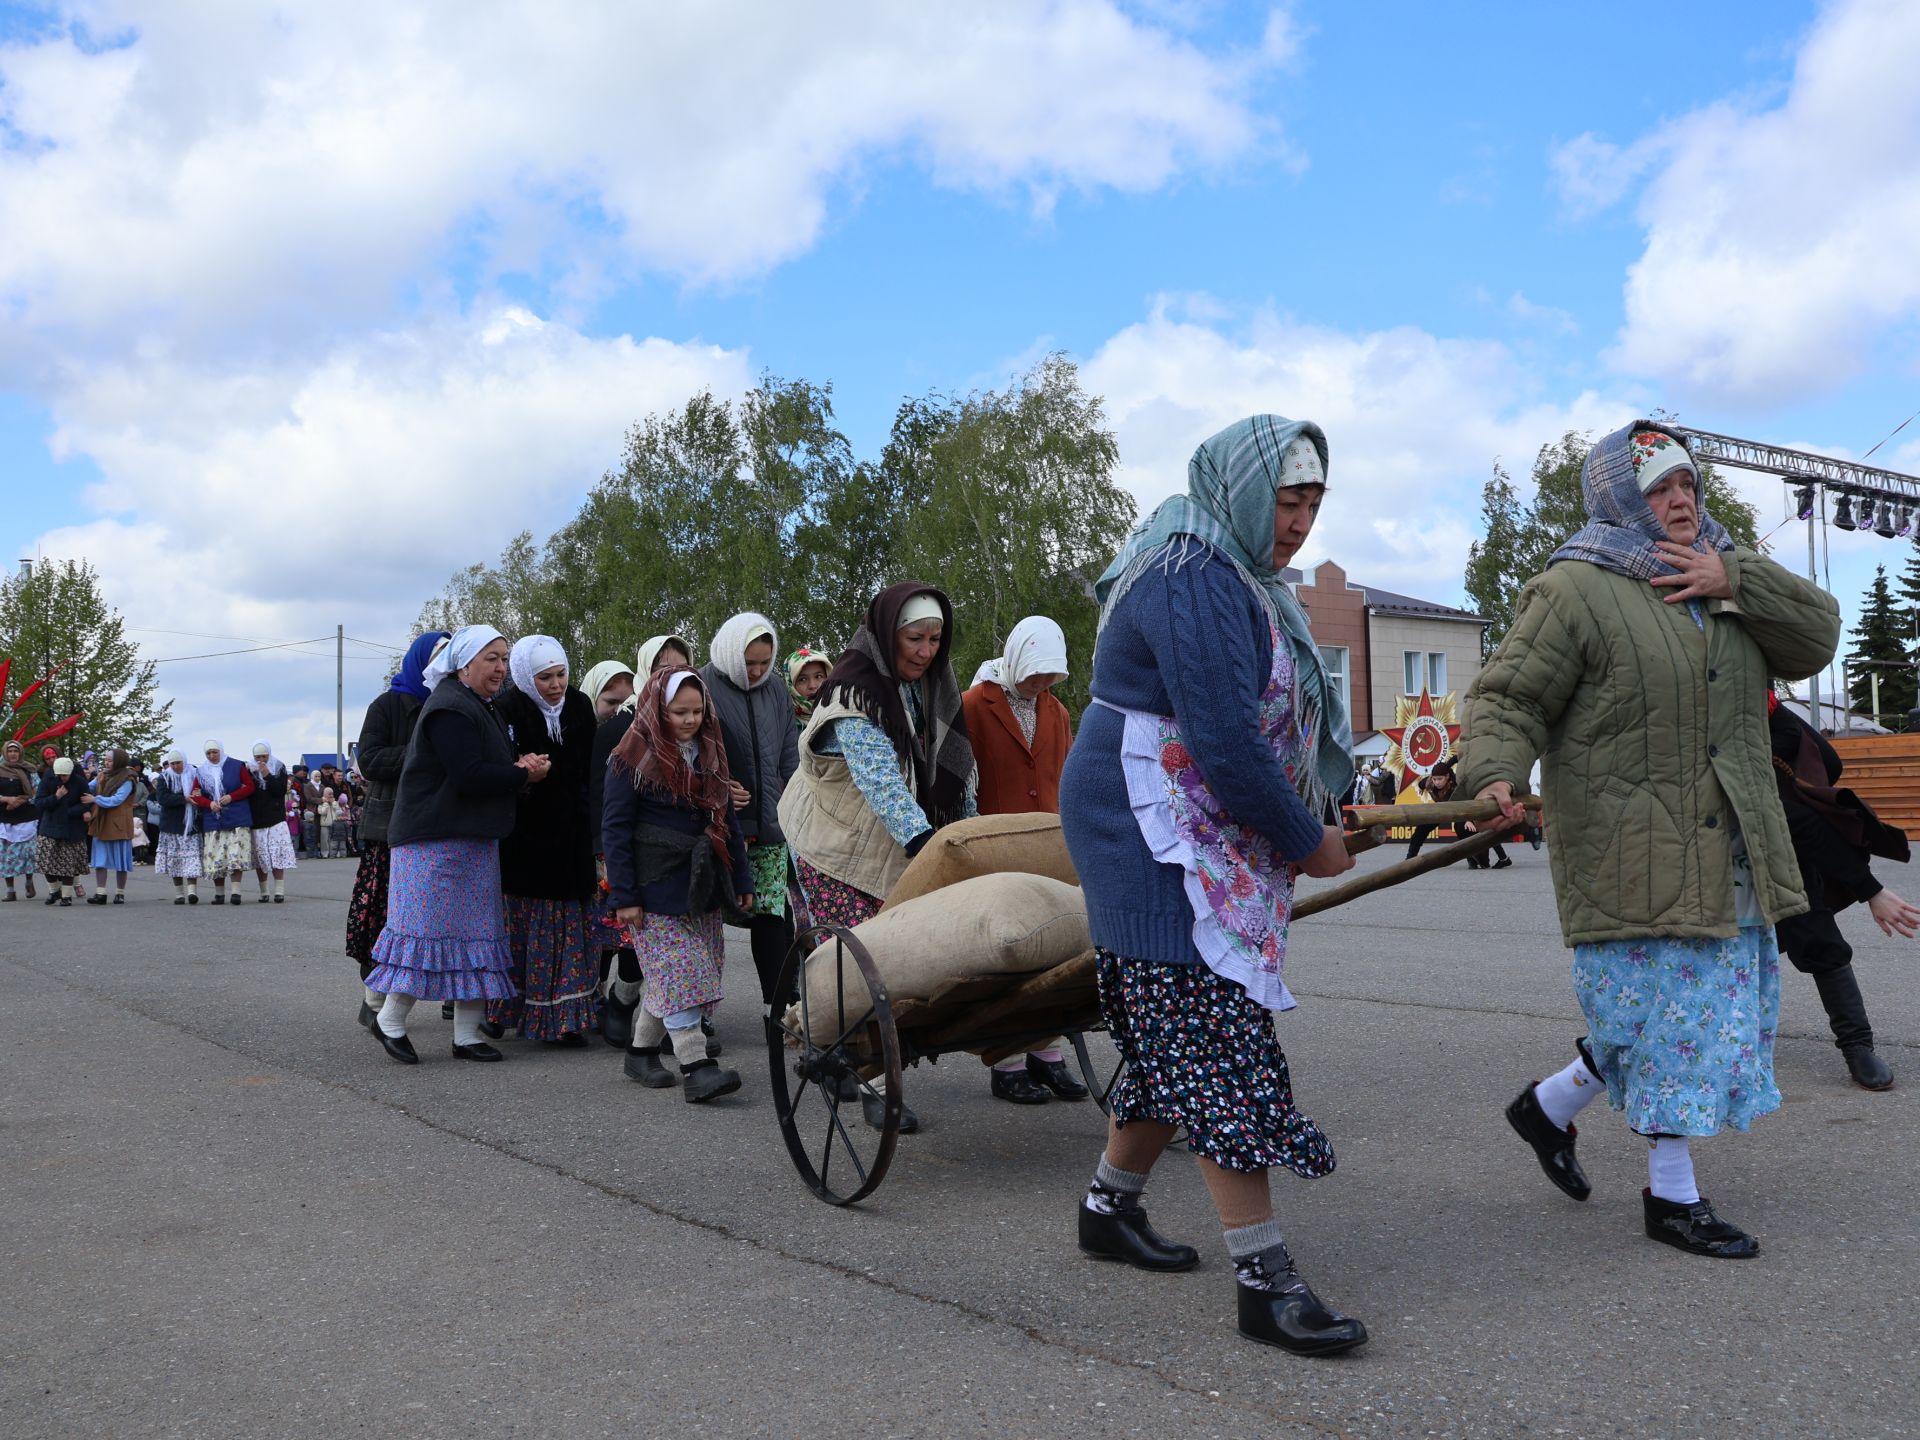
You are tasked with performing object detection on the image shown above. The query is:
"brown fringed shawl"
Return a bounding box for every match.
[610,669,736,867]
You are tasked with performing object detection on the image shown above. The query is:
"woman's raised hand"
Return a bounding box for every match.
[1649,542,1733,603]
[1300,824,1357,879]
[1867,888,1920,939]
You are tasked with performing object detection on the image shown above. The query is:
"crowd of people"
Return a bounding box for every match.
[10,411,1914,1365]
[0,740,369,907]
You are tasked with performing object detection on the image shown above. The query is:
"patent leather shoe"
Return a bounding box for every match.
[1236,1247,1368,1356]
[624,1047,674,1088]
[1643,1190,1759,1258]
[356,1001,376,1030]
[375,1027,419,1065]
[1842,1044,1894,1091]
[1078,1201,1200,1272]
[451,1041,504,1062]
[1505,1084,1591,1201]
[1027,1054,1090,1101]
[990,1068,1051,1104]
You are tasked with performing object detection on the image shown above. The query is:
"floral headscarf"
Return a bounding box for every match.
[784,645,831,724]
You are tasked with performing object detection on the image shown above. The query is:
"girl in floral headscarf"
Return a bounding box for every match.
[785,646,831,731]
[603,668,754,1104]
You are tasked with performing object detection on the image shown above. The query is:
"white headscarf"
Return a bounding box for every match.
[579,659,635,710]
[664,669,700,706]
[250,741,286,777]
[625,634,695,713]
[425,625,503,691]
[709,612,778,691]
[196,743,228,802]
[509,634,570,740]
[993,616,1069,694]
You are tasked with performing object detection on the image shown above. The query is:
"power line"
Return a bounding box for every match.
[151,636,337,664]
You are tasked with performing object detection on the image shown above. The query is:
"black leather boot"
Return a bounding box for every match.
[681,1057,742,1103]
[1235,1244,1368,1356]
[1027,1053,1091,1100]
[990,1067,1051,1104]
[600,991,637,1049]
[1078,1196,1200,1272]
[861,1088,921,1133]
[1505,1083,1592,1201]
[1643,1190,1759,1258]
[623,1047,674,1088]
[1813,966,1893,1090]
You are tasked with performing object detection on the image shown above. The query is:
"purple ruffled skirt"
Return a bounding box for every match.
[366,838,518,1002]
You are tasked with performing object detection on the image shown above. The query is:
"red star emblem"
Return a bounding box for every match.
[1380,688,1460,792]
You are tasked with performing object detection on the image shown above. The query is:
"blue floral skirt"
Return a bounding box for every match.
[1096,949,1335,1177]
[366,839,517,1003]
[1573,927,1781,1138]
[490,895,599,1040]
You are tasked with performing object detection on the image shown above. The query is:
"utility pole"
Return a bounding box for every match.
[336,624,345,768]
[1807,506,1822,730]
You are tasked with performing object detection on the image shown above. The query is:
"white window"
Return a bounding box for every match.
[1404,649,1449,695]
[1319,645,1350,716]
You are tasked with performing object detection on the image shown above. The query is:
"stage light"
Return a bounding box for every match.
[1876,502,1898,538]
[1795,485,1816,520]
[1897,506,1913,539]
[1834,494,1858,530]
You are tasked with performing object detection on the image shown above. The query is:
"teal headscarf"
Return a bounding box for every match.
[1095,414,1354,819]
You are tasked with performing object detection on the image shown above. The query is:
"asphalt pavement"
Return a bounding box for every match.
[4,843,1916,1439]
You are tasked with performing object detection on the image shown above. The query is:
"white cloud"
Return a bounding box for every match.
[1081,297,1642,599]
[0,0,1286,350]
[1549,0,1920,406]
[22,309,752,752]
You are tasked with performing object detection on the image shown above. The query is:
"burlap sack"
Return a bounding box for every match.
[879,813,1079,912]
[797,871,1089,1043]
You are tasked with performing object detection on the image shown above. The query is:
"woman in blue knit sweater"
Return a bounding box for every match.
[1060,414,1364,1359]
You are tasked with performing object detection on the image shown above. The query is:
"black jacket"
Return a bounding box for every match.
[34,770,88,842]
[355,689,426,846]
[602,766,752,916]
[388,677,528,848]
[497,687,598,900]
[701,663,800,846]
[1769,705,1908,914]
[0,767,38,824]
[154,771,193,835]
[587,710,633,857]
[246,766,289,829]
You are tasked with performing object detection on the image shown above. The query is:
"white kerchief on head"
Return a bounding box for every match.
[1278,434,1326,490]
[710,612,778,691]
[250,740,285,776]
[509,634,570,741]
[972,658,1003,688]
[428,625,504,691]
[664,670,699,707]
[195,743,227,801]
[896,594,943,629]
[997,616,1068,692]
[164,749,184,765]
[579,660,634,709]
[419,633,456,690]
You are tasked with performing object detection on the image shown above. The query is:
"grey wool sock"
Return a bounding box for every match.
[667,1024,709,1068]
[1085,1156,1150,1213]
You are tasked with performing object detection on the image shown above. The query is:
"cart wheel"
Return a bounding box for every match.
[765,923,902,1206]
[1068,1031,1127,1116]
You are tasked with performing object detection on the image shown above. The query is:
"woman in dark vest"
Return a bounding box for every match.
[82,748,141,904]
[488,635,600,1045]
[0,739,40,901]
[702,611,801,1006]
[245,741,297,902]
[153,750,202,903]
[348,631,448,1029]
[366,625,550,1064]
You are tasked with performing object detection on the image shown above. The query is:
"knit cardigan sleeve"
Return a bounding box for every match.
[1139,557,1324,863]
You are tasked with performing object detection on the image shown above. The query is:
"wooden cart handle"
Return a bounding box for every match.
[1341,796,1542,831]
[1297,824,1511,920]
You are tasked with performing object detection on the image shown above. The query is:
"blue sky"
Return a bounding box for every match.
[2,0,1918,750]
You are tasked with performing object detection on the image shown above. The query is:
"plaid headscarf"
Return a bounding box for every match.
[1548,420,1732,581]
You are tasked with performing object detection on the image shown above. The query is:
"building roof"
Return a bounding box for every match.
[1359,585,1486,625]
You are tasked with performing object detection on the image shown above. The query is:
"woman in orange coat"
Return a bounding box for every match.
[962,615,1089,1105]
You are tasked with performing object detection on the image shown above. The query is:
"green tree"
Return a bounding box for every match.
[0,558,173,761]
[1464,429,1762,653]
[1845,565,1917,728]
[881,354,1136,715]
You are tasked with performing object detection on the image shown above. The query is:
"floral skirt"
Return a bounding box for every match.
[202,827,253,874]
[156,833,202,879]
[745,842,789,920]
[627,908,726,1018]
[0,836,35,877]
[251,822,298,871]
[366,839,517,1003]
[1574,928,1781,1137]
[1096,949,1336,1177]
[345,843,391,965]
[37,836,88,879]
[792,853,881,930]
[491,895,599,1039]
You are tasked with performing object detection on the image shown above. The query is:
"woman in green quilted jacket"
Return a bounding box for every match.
[1459,419,1839,1260]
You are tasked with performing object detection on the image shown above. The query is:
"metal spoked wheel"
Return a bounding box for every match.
[765,923,903,1206]
[1068,1031,1126,1116]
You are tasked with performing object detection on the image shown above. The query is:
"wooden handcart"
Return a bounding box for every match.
[764,797,1539,1206]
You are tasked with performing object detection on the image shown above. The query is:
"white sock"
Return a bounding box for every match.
[186,878,196,895]
[376,993,416,1039]
[1534,1056,1605,1131]
[256,873,269,894]
[611,977,644,1007]
[273,876,285,897]
[630,1007,667,1049]
[668,1021,708,1068]
[363,983,384,1008]
[452,1000,485,1046]
[1647,1136,1700,1204]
